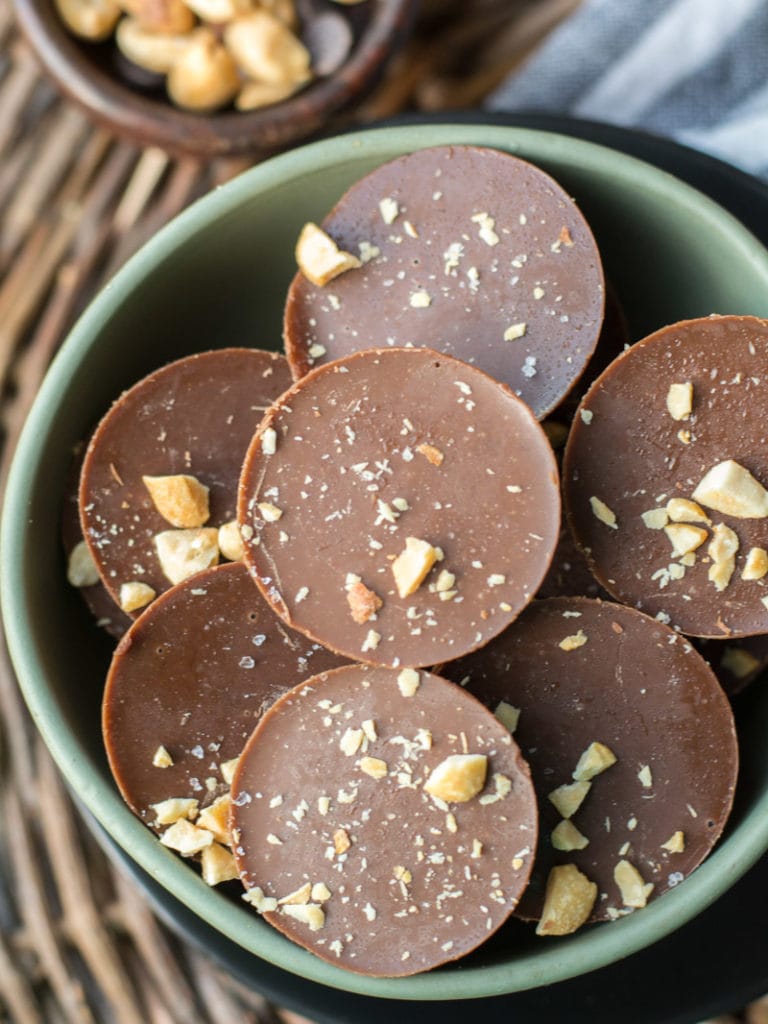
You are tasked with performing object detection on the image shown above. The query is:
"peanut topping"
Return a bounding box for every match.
[742,546,768,580]
[641,508,669,530]
[707,522,739,592]
[637,765,653,788]
[359,756,388,779]
[416,442,444,466]
[142,473,210,528]
[243,887,278,913]
[346,580,383,624]
[536,864,597,936]
[396,668,420,697]
[664,523,708,557]
[257,501,283,522]
[392,537,438,598]
[278,882,312,905]
[218,520,245,562]
[220,757,239,785]
[589,496,618,529]
[548,780,591,819]
[160,819,214,856]
[261,427,277,455]
[551,819,589,852]
[720,645,760,678]
[295,222,361,287]
[152,745,173,768]
[333,828,351,855]
[119,580,156,613]
[494,700,520,734]
[67,540,100,587]
[666,497,709,523]
[155,528,219,585]
[692,459,768,519]
[572,741,617,782]
[614,859,654,908]
[281,903,325,931]
[503,323,527,341]
[197,795,231,844]
[661,831,686,853]
[665,382,693,421]
[424,753,487,803]
[151,797,198,824]
[200,843,238,885]
[559,629,587,651]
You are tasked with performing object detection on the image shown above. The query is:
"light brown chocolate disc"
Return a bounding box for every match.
[564,315,768,637]
[80,348,293,617]
[237,347,560,668]
[284,144,605,419]
[103,562,347,828]
[231,664,538,977]
[443,597,738,923]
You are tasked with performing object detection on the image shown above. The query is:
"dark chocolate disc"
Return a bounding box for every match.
[563,315,768,637]
[237,347,560,668]
[231,664,538,976]
[80,348,293,616]
[103,562,347,826]
[284,144,605,419]
[443,597,738,924]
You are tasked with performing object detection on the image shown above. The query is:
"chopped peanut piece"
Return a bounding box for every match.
[119,580,156,613]
[243,887,278,913]
[197,795,231,845]
[346,580,383,624]
[152,745,173,768]
[359,756,388,779]
[218,520,245,562]
[707,523,739,592]
[664,523,708,557]
[416,442,444,466]
[201,843,239,885]
[339,728,363,757]
[67,540,100,587]
[589,496,618,529]
[666,498,709,523]
[742,546,768,580]
[160,819,214,856]
[559,629,587,651]
[143,474,210,528]
[311,883,331,902]
[379,197,399,224]
[494,700,520,734]
[720,645,761,679]
[333,828,351,855]
[278,882,312,905]
[614,859,654,908]
[548,780,591,818]
[392,537,438,598]
[551,819,589,852]
[536,864,597,936]
[295,222,361,287]
[641,508,669,530]
[257,502,283,522]
[637,765,653,788]
[281,903,325,931]
[220,757,239,785]
[665,382,693,421]
[692,459,768,518]
[661,831,686,853]
[393,865,412,883]
[151,797,198,825]
[155,528,219,585]
[261,427,277,455]
[397,668,420,697]
[503,323,527,341]
[424,753,487,803]
[572,742,617,781]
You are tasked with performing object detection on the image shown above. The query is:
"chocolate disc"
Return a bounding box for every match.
[284,144,605,419]
[80,348,292,616]
[231,664,538,976]
[238,347,560,668]
[564,315,768,637]
[103,562,347,826]
[443,597,738,923]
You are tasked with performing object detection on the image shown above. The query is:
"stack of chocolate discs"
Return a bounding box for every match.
[67,145,745,978]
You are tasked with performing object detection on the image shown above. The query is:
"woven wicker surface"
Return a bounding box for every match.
[0,0,766,1020]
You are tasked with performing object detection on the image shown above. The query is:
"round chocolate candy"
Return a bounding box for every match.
[237,347,560,668]
[443,597,738,925]
[80,348,292,618]
[103,562,347,830]
[231,664,538,976]
[564,315,768,637]
[284,144,605,419]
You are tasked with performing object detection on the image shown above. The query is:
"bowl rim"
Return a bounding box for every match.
[4,122,768,999]
[12,0,417,157]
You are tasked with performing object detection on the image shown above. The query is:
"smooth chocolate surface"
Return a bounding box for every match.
[238,347,560,668]
[231,664,538,976]
[443,597,738,923]
[284,145,605,419]
[80,348,292,615]
[564,315,768,637]
[103,562,347,825]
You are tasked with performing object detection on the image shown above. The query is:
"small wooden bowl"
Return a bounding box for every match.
[13,0,416,157]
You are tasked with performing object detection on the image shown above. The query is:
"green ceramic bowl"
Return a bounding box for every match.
[4,124,768,1000]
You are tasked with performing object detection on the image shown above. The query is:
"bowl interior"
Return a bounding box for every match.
[4,123,768,1000]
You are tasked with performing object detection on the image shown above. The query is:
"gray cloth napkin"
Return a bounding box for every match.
[488,0,768,180]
